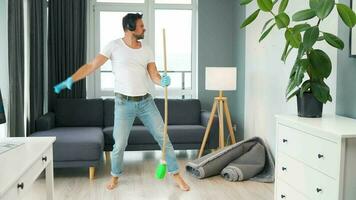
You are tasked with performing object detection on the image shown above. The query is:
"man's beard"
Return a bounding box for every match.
[134,33,144,40]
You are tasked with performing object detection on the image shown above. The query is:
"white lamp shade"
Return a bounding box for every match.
[205,67,237,91]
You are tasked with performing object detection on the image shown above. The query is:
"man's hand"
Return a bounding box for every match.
[54,77,73,94]
[160,73,171,87]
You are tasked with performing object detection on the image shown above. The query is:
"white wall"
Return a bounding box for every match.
[244,0,338,154]
[0,0,9,138]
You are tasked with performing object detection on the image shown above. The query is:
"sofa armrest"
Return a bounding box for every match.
[35,112,55,131]
[200,110,219,149]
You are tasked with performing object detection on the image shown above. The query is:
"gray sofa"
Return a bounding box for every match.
[31,98,219,179]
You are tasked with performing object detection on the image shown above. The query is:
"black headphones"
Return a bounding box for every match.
[126,22,136,31]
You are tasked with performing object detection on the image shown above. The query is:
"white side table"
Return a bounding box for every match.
[0,137,56,200]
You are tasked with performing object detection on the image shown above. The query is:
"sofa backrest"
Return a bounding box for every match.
[54,98,104,127]
[155,99,201,125]
[103,98,201,127]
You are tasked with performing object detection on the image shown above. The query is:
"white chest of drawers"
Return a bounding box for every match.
[275,115,356,200]
[0,137,56,200]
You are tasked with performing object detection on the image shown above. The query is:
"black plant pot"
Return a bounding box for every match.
[296,91,323,118]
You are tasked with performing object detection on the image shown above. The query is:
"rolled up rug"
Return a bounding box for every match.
[221,142,265,181]
[186,141,255,179]
[185,137,275,183]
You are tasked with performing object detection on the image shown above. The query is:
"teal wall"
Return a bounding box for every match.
[197,0,356,140]
[336,0,356,118]
[198,0,245,140]
[233,0,245,141]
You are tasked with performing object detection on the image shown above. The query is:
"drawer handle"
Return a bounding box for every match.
[317,154,324,159]
[42,156,47,162]
[316,188,322,193]
[282,167,287,171]
[281,194,286,198]
[282,139,288,143]
[17,182,24,190]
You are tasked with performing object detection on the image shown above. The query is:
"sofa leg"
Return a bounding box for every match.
[105,151,111,161]
[89,167,95,180]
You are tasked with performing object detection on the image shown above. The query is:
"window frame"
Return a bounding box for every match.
[87,0,198,99]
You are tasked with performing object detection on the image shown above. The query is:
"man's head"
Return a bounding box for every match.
[122,13,145,39]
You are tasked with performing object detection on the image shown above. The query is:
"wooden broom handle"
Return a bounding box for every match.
[163,29,168,73]
[162,29,168,159]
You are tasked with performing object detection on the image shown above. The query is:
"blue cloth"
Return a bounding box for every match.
[110,94,179,177]
[54,77,73,94]
[160,74,171,87]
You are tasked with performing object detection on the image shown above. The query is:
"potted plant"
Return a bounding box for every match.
[240,0,356,117]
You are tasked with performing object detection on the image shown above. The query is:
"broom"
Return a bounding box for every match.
[155,29,169,180]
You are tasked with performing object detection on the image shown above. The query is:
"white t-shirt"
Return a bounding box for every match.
[100,38,156,96]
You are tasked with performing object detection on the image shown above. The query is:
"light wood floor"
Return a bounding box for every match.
[24,150,274,200]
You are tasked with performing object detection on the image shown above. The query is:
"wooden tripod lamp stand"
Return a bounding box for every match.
[198,67,237,158]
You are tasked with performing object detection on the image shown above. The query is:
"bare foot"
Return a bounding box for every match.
[106,176,119,190]
[172,173,190,191]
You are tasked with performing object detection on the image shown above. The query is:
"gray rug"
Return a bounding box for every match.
[185,137,275,182]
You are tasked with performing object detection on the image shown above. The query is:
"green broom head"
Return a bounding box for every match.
[155,160,167,180]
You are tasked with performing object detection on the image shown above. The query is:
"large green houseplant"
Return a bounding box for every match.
[240,0,356,117]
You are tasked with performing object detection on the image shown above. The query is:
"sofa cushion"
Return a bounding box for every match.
[103,99,142,127]
[167,125,206,143]
[103,99,114,127]
[31,127,104,162]
[103,98,201,126]
[154,99,201,125]
[55,98,103,127]
[103,125,206,145]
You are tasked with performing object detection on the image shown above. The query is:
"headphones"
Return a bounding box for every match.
[126,21,136,31]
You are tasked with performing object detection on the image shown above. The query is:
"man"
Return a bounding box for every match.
[54,13,190,191]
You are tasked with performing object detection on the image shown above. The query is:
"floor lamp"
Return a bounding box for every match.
[198,67,237,158]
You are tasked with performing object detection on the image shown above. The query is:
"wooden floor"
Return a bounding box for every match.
[24,150,274,200]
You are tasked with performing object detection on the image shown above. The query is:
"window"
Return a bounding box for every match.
[90,0,197,99]
[99,11,141,90]
[154,10,192,92]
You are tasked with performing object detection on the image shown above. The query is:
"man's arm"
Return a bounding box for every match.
[72,54,108,82]
[53,54,108,94]
[147,62,162,85]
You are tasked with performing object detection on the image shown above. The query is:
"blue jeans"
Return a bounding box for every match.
[110,93,179,177]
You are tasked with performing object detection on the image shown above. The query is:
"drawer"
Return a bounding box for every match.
[12,147,53,198]
[275,179,309,200]
[277,153,338,200]
[1,186,16,200]
[277,124,339,178]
